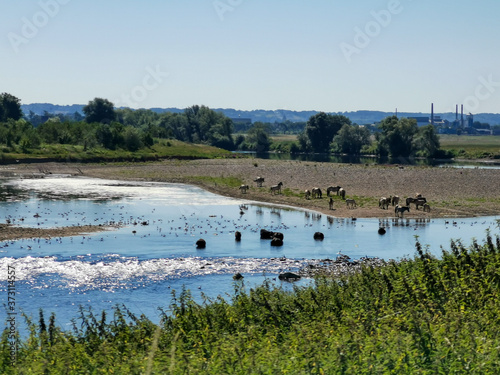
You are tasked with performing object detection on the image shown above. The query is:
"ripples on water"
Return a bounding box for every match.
[0,176,498,326]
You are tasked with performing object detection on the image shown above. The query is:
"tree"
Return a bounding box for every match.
[305,113,351,153]
[414,124,441,157]
[83,98,116,124]
[245,122,272,152]
[376,116,418,157]
[0,93,23,122]
[331,124,371,154]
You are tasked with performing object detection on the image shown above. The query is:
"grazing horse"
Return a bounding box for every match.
[407,197,427,209]
[395,205,410,218]
[239,184,249,194]
[311,187,322,199]
[423,203,431,212]
[270,182,283,195]
[379,197,390,210]
[338,188,346,200]
[304,189,311,200]
[327,186,342,196]
[346,198,357,208]
[391,195,400,206]
[254,177,265,187]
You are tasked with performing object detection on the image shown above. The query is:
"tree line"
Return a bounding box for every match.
[1,93,445,158]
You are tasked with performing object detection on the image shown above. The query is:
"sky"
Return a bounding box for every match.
[1,0,500,114]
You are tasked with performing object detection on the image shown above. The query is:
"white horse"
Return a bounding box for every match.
[239,185,249,194]
[270,182,283,195]
[395,205,410,218]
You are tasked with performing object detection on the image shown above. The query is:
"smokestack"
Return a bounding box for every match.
[431,103,434,125]
[456,105,458,121]
[461,104,464,127]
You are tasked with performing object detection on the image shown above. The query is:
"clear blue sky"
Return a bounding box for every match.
[2,0,499,114]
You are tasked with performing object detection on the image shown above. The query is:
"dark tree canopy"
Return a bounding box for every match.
[0,93,23,122]
[83,98,116,124]
[331,124,371,154]
[305,112,351,153]
[376,116,419,157]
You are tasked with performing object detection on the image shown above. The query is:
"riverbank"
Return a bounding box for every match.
[0,223,118,241]
[2,159,499,221]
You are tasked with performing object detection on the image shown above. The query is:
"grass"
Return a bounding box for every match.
[0,140,234,163]
[439,135,500,159]
[4,234,500,373]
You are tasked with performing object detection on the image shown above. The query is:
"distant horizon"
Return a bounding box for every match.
[20,102,500,116]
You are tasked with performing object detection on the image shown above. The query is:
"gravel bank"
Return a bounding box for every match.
[2,159,499,221]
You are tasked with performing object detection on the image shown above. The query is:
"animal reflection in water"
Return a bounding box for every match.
[270,182,283,195]
[395,205,410,218]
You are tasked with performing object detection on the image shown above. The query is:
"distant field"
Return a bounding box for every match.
[439,135,500,158]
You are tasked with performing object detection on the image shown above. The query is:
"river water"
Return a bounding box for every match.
[1,176,498,330]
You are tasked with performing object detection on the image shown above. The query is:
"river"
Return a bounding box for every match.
[0,176,498,330]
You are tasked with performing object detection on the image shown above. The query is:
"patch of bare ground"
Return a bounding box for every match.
[0,223,118,241]
[2,159,500,222]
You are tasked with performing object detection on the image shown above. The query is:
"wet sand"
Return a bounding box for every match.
[1,159,499,239]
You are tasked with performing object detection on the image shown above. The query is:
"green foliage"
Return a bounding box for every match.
[377,116,419,157]
[4,234,500,373]
[0,93,23,122]
[305,112,351,153]
[83,98,116,124]
[331,123,371,154]
[240,122,272,152]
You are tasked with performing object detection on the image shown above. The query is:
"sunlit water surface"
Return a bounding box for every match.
[0,176,498,329]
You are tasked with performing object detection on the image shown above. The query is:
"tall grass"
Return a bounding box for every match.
[3,234,500,373]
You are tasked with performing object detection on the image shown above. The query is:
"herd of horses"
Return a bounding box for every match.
[239,177,430,218]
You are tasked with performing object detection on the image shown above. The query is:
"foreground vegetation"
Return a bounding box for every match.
[3,233,500,374]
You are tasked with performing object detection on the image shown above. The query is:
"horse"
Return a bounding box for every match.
[391,195,400,206]
[254,177,265,187]
[338,188,346,200]
[304,189,311,200]
[407,197,427,209]
[239,184,249,194]
[423,203,431,212]
[379,197,390,210]
[311,187,322,199]
[346,198,357,208]
[327,186,341,196]
[395,205,410,218]
[270,182,283,195]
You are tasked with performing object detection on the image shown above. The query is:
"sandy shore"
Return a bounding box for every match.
[1,159,499,222]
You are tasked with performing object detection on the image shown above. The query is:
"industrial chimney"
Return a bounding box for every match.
[431,103,434,125]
